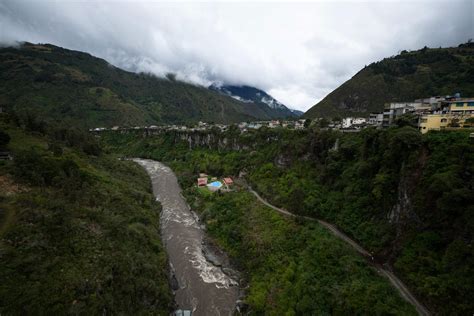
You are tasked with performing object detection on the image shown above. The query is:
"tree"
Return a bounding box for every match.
[395,113,418,128]
[0,130,10,149]
[318,118,329,128]
[165,73,177,81]
[304,119,312,128]
[288,187,305,214]
[448,118,460,127]
[463,117,474,127]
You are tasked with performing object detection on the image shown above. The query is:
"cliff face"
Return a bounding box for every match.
[180,132,247,151]
[384,158,426,264]
[131,128,283,151]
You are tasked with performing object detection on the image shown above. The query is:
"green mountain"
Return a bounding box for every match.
[0,43,291,127]
[304,42,474,118]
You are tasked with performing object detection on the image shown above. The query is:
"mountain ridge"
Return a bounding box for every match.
[209,84,299,118]
[304,42,474,118]
[0,42,295,127]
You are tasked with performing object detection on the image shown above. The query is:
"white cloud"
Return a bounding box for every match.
[0,0,472,111]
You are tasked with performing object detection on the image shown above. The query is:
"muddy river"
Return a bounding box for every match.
[134,159,240,316]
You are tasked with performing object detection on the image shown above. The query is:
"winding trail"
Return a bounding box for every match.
[248,187,431,316]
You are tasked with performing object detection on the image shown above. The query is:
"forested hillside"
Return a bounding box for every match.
[0,113,172,314]
[305,42,474,118]
[102,126,474,315]
[0,43,290,127]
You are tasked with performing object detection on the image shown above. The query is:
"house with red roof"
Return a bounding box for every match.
[197,177,208,187]
[223,177,233,186]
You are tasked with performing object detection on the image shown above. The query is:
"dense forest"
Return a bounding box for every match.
[305,42,474,118]
[189,190,415,315]
[0,43,290,128]
[1,102,471,314]
[0,113,173,314]
[102,125,473,315]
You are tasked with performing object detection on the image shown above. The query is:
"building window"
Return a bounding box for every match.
[456,102,464,107]
[423,127,426,129]
[441,118,447,123]
[468,102,474,107]
[420,118,427,123]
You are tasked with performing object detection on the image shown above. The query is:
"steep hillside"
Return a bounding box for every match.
[209,84,299,118]
[0,114,172,314]
[305,42,474,118]
[0,43,288,127]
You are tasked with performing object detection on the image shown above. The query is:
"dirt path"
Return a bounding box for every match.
[248,187,431,316]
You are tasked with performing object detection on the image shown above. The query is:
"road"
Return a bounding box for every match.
[248,187,431,316]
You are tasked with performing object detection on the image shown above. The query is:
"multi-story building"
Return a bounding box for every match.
[418,114,450,133]
[418,98,474,134]
[368,113,384,126]
[342,117,366,129]
[382,102,424,127]
[447,99,474,114]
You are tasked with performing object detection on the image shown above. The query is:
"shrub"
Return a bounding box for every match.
[0,130,10,149]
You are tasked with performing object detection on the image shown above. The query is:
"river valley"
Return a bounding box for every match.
[134,159,240,316]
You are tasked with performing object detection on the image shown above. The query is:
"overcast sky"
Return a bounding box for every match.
[0,0,472,111]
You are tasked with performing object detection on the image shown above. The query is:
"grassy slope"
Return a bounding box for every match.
[305,43,474,118]
[0,43,283,127]
[0,117,172,314]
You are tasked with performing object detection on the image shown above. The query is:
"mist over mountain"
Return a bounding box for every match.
[1,0,471,111]
[209,84,300,118]
[0,43,297,127]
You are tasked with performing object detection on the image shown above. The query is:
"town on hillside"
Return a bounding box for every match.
[90,94,474,135]
[325,94,474,134]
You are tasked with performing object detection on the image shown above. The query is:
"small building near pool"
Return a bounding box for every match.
[223,177,233,186]
[197,177,208,187]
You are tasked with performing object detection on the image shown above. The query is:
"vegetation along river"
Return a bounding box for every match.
[134,159,240,315]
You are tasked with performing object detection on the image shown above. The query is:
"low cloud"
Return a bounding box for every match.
[0,0,472,111]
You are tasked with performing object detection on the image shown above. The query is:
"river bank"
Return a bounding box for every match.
[133,159,240,316]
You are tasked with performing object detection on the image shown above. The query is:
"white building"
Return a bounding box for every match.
[268,120,280,128]
[248,123,262,129]
[368,113,383,126]
[238,122,248,129]
[382,102,423,127]
[294,121,304,129]
[342,117,366,128]
[353,118,366,125]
